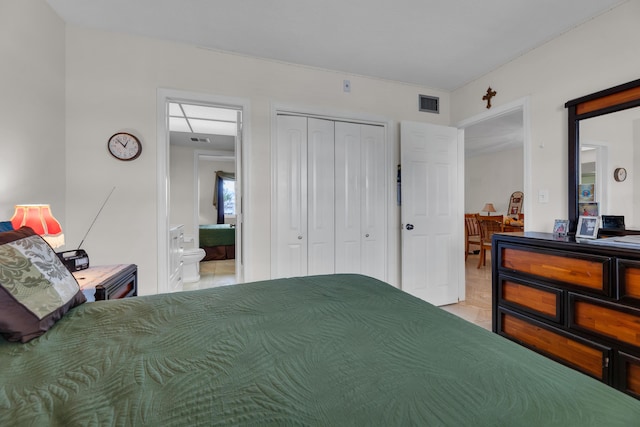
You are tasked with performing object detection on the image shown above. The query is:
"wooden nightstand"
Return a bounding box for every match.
[73,264,138,302]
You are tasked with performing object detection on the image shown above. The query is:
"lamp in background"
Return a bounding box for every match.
[11,204,65,248]
[482,203,496,216]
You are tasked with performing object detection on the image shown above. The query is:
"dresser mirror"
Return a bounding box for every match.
[566,78,640,234]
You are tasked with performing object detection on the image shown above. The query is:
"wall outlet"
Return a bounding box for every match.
[343,80,351,93]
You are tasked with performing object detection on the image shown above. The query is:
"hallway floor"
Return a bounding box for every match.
[440,251,493,330]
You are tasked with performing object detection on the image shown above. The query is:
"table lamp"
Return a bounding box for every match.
[11,204,65,248]
[482,203,496,216]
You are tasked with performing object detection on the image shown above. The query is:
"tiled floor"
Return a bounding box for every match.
[184,253,493,330]
[182,259,236,291]
[440,251,493,330]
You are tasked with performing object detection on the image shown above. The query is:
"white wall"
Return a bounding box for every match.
[0,1,66,233]
[452,0,640,233]
[63,25,451,294]
[169,145,195,238]
[465,147,524,216]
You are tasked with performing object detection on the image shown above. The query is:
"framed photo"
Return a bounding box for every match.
[579,184,595,202]
[576,216,599,239]
[553,219,569,236]
[579,202,598,217]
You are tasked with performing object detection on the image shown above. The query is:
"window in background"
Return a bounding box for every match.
[223,180,235,216]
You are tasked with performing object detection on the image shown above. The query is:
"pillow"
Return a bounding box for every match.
[0,221,13,232]
[0,227,86,342]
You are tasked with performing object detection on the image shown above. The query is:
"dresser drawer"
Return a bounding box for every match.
[619,352,640,398]
[618,259,640,304]
[570,294,640,349]
[498,309,610,381]
[498,276,561,323]
[500,245,611,295]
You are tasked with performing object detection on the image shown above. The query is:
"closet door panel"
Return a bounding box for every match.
[335,122,362,274]
[274,115,308,278]
[361,124,386,281]
[307,118,335,275]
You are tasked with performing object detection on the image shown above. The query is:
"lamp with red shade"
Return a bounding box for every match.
[11,204,65,248]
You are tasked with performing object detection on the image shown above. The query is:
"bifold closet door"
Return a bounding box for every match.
[335,122,386,280]
[273,115,334,278]
[307,118,335,275]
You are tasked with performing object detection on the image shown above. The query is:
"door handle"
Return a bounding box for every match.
[406,224,414,230]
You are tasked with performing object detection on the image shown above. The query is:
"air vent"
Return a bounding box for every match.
[419,95,439,114]
[190,137,211,143]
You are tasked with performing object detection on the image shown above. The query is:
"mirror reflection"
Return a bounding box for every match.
[579,106,640,228]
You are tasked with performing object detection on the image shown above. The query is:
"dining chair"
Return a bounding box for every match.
[475,214,504,268]
[464,213,481,260]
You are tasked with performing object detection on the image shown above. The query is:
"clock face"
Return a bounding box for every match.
[108,132,142,161]
[615,167,627,182]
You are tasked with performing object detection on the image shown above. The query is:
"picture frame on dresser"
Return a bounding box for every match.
[553,219,569,236]
[576,216,599,239]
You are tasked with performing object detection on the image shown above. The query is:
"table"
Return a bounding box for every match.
[73,264,138,302]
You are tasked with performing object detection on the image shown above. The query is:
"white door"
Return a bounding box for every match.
[335,122,386,280]
[360,124,386,281]
[401,121,461,306]
[335,122,362,274]
[235,110,244,282]
[274,115,308,278]
[307,118,335,275]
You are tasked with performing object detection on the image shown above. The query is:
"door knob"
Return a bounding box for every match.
[298,235,303,240]
[406,224,414,230]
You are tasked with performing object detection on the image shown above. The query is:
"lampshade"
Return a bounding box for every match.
[11,204,65,248]
[482,203,496,215]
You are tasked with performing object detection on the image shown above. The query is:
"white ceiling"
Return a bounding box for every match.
[46,0,626,91]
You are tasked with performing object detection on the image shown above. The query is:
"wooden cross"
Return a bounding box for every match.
[482,87,497,109]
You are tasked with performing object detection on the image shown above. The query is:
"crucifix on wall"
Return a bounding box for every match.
[482,87,497,109]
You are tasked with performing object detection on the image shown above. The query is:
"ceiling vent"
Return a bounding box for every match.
[419,95,439,114]
[190,137,211,143]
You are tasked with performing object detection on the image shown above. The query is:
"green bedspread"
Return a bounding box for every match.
[1,274,640,426]
[199,224,235,247]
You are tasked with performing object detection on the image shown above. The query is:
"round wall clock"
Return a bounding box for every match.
[614,167,627,182]
[107,132,142,161]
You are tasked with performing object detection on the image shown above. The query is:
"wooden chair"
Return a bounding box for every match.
[476,214,504,268]
[464,213,481,260]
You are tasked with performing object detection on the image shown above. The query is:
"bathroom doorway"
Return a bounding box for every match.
[158,89,248,294]
[188,152,238,290]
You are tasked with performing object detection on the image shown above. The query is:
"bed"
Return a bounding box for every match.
[2,271,640,425]
[199,224,235,261]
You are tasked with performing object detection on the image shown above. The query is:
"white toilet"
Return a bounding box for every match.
[182,247,206,283]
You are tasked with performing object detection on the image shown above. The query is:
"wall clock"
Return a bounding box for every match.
[614,167,627,182]
[108,132,142,161]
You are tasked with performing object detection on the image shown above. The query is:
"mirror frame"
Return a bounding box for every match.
[566,78,640,234]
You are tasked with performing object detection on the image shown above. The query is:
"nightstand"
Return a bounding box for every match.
[73,264,138,302]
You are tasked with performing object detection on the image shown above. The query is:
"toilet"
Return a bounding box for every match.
[182,248,206,283]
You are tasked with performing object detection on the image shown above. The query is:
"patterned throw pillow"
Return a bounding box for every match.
[0,227,86,342]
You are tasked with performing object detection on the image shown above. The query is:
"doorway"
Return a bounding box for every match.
[157,89,249,294]
[456,98,530,306]
[190,153,237,289]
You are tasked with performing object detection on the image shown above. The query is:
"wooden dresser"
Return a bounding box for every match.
[492,232,640,399]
